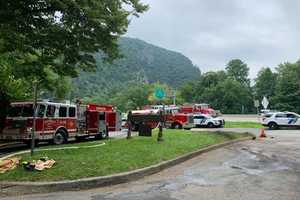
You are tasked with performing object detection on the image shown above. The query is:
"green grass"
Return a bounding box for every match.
[225,121,263,128]
[0,130,249,182]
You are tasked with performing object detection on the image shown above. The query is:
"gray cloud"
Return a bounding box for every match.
[126,0,300,78]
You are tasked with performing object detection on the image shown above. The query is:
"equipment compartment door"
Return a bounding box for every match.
[98,112,107,133]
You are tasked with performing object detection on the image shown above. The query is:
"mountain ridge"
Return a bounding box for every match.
[73,37,201,99]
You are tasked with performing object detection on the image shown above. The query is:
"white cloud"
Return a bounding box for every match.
[127,0,300,78]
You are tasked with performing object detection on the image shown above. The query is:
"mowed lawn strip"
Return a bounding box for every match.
[225,121,263,128]
[0,130,249,182]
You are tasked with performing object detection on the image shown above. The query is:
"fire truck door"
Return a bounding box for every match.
[116,112,122,131]
[98,112,107,133]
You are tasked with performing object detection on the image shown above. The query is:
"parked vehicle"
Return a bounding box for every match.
[130,109,161,131]
[164,106,194,129]
[0,101,121,145]
[179,103,220,117]
[130,105,194,130]
[261,111,300,130]
[193,114,225,128]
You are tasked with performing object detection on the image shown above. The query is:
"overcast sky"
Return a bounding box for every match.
[126,0,300,78]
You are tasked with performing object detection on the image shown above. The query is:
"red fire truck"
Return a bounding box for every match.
[131,105,194,130]
[164,106,194,129]
[180,103,218,117]
[0,101,121,145]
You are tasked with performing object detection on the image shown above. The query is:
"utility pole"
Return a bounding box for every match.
[31,80,38,156]
[172,89,176,105]
[157,104,164,142]
[127,111,132,139]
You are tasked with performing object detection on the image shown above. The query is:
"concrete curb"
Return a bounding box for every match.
[0,135,254,195]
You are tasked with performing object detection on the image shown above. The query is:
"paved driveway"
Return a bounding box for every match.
[2,129,300,200]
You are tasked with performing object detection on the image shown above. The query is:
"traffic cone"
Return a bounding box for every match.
[259,128,266,138]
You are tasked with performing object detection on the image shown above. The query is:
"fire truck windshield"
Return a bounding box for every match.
[8,104,34,117]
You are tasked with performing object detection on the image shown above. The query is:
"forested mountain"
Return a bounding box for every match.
[72,37,200,99]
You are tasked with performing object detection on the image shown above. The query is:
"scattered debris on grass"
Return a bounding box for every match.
[0,157,21,173]
[22,157,56,171]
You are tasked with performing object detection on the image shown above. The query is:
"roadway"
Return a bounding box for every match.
[0,130,130,158]
[1,129,300,200]
[222,114,260,122]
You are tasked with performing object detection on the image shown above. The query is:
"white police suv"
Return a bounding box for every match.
[194,114,225,128]
[261,111,300,130]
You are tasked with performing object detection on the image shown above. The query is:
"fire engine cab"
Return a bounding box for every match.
[180,103,218,117]
[0,101,121,145]
[164,106,194,129]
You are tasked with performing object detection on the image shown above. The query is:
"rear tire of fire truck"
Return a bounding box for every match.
[172,123,182,129]
[52,130,67,145]
[132,123,139,131]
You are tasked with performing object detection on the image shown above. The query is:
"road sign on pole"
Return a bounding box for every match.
[154,88,166,100]
[261,96,269,109]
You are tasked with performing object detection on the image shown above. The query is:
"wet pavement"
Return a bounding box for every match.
[2,129,300,200]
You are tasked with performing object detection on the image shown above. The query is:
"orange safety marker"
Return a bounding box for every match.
[259,128,267,138]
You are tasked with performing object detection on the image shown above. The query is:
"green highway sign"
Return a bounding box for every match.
[155,88,166,99]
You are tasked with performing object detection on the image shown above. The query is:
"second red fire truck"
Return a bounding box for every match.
[131,105,194,130]
[0,100,121,145]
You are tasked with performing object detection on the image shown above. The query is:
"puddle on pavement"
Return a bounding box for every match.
[156,146,291,192]
[92,146,292,200]
[224,147,290,175]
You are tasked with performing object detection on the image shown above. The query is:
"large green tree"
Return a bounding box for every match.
[0,0,148,126]
[254,67,277,103]
[226,59,250,86]
[273,60,300,112]
[0,55,30,131]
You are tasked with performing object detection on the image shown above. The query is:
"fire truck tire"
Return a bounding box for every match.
[173,123,182,129]
[132,123,139,131]
[53,130,67,145]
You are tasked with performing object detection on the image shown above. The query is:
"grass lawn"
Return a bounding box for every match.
[225,121,263,128]
[0,130,250,182]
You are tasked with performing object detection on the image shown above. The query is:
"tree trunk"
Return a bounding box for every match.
[0,91,10,133]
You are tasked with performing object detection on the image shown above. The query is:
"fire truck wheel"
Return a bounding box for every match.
[132,124,139,131]
[53,130,67,145]
[173,123,182,129]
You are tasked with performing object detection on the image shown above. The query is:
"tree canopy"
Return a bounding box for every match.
[272,61,300,112]
[226,59,250,86]
[254,67,277,101]
[0,0,148,79]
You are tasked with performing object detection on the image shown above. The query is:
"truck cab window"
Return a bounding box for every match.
[46,105,56,117]
[22,104,34,117]
[59,106,67,117]
[37,104,46,117]
[8,105,22,117]
[69,107,76,117]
